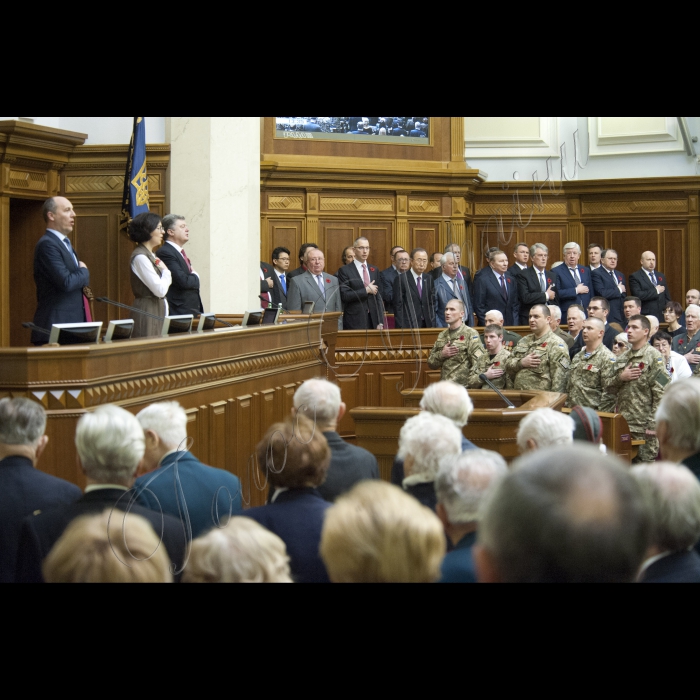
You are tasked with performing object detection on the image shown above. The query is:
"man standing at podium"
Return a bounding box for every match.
[32,197,90,345]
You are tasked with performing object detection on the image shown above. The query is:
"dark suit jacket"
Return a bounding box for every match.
[32,231,90,344]
[158,242,203,316]
[392,437,478,487]
[260,262,273,297]
[640,551,700,584]
[134,451,243,540]
[569,324,618,360]
[380,266,399,313]
[516,267,559,325]
[394,272,436,328]
[317,432,379,503]
[474,268,519,326]
[439,531,478,584]
[268,270,288,309]
[508,263,528,279]
[15,488,188,583]
[244,488,331,583]
[554,265,593,318]
[591,267,627,326]
[629,269,671,320]
[287,266,307,281]
[337,262,384,330]
[0,456,81,583]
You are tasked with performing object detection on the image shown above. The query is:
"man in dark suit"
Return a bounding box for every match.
[394,248,436,328]
[265,246,291,310]
[287,243,319,282]
[380,246,407,314]
[293,380,379,503]
[32,197,90,345]
[434,253,474,327]
[629,251,671,322]
[508,242,530,278]
[133,402,243,540]
[0,398,81,583]
[158,214,204,316]
[473,250,519,326]
[569,297,618,359]
[591,248,627,326]
[555,242,593,319]
[337,237,385,330]
[15,405,187,583]
[260,261,273,306]
[516,243,558,325]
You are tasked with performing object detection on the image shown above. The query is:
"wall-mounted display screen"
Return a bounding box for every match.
[275,117,431,145]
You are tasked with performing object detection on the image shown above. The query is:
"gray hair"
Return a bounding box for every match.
[444,244,462,255]
[137,402,189,451]
[441,252,457,267]
[632,463,700,552]
[294,379,342,428]
[398,413,462,481]
[162,214,185,237]
[420,381,474,428]
[485,310,504,323]
[479,445,651,583]
[516,409,575,453]
[530,243,548,257]
[685,304,700,318]
[656,379,700,453]
[548,305,562,322]
[353,237,370,248]
[0,398,46,447]
[563,242,581,255]
[76,405,145,484]
[568,306,587,321]
[436,450,508,524]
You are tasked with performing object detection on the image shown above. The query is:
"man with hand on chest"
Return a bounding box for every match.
[629,251,670,322]
[394,248,435,329]
[672,304,700,377]
[468,325,513,391]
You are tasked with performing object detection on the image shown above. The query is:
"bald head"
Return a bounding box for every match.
[641,251,657,272]
[687,290,700,307]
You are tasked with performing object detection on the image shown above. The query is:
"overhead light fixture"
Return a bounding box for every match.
[677,117,697,157]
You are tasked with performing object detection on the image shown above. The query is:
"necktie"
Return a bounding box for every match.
[182,249,193,273]
[280,274,287,295]
[650,272,658,286]
[500,275,508,301]
[417,276,423,299]
[317,275,326,298]
[539,272,546,293]
[362,264,371,287]
[453,279,459,299]
[610,269,617,284]
[63,237,78,265]
[571,268,581,285]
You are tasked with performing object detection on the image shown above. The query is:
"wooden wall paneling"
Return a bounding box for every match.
[0,195,8,347]
[663,228,687,304]
[609,227,662,291]
[207,400,229,472]
[379,372,406,407]
[322,223,356,275]
[196,404,211,466]
[689,193,700,292]
[267,219,303,266]
[409,222,440,256]
[586,229,608,256]
[335,375,360,435]
[232,394,258,507]
[359,223,393,272]
[75,211,112,327]
[184,407,203,461]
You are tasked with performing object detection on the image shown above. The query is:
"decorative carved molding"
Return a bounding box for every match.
[320,197,394,212]
[582,200,688,215]
[65,173,161,194]
[335,348,430,364]
[475,201,568,216]
[409,199,440,214]
[9,170,47,191]
[268,195,304,210]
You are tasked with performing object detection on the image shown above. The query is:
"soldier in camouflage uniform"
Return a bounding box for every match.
[483,310,521,351]
[429,299,484,385]
[565,317,616,413]
[469,324,514,390]
[672,304,700,377]
[505,305,570,393]
[607,315,669,463]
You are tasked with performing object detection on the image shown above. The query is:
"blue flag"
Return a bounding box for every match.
[121,117,149,227]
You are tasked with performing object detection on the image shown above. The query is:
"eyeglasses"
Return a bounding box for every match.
[614,342,627,348]
[155,226,165,232]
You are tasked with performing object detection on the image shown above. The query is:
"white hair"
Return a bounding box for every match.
[436,450,508,524]
[398,413,462,480]
[486,310,504,323]
[76,405,145,484]
[530,243,548,256]
[294,379,341,427]
[686,304,700,318]
[563,242,581,255]
[0,398,46,447]
[420,381,474,428]
[656,379,700,453]
[137,402,189,450]
[568,307,586,321]
[516,409,575,453]
[548,305,562,322]
[551,261,564,269]
[646,315,660,333]
[441,252,457,267]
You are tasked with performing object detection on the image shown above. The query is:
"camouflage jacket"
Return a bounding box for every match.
[481,329,522,353]
[672,330,700,376]
[565,343,616,413]
[428,324,484,385]
[505,330,570,393]
[468,347,514,390]
[555,327,575,349]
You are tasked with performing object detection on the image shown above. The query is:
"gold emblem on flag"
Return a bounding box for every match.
[131,161,149,207]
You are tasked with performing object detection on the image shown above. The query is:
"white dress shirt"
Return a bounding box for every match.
[132,255,172,315]
[354,259,373,280]
[47,228,79,266]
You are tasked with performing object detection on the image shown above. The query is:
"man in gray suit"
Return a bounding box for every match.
[287,248,343,329]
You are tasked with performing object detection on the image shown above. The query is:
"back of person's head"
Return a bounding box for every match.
[136,401,189,451]
[631,463,700,554]
[398,412,463,481]
[477,445,650,583]
[43,509,173,584]
[0,398,46,447]
[436,450,508,525]
[320,481,446,583]
[256,415,331,490]
[420,381,474,428]
[656,379,700,454]
[76,405,145,484]
[293,379,342,429]
[183,518,292,584]
[516,409,575,453]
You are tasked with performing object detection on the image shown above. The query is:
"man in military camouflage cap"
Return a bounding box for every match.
[565,317,615,413]
[607,315,669,463]
[672,304,700,377]
[482,310,521,351]
[469,324,513,390]
[505,305,570,393]
[547,305,575,350]
[429,299,484,386]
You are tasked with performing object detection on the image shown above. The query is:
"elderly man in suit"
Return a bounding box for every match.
[629,251,671,322]
[288,243,319,282]
[134,401,243,539]
[435,252,474,327]
[394,248,436,329]
[554,242,592,319]
[516,243,558,325]
[380,246,406,314]
[158,214,204,316]
[287,248,343,329]
[32,197,91,345]
[337,237,385,330]
[431,244,473,299]
[0,399,81,583]
[591,249,627,326]
[474,249,519,326]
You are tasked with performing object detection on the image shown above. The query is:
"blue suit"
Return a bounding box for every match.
[591,267,627,326]
[555,265,593,318]
[439,531,478,584]
[473,269,519,326]
[434,274,475,328]
[135,451,243,539]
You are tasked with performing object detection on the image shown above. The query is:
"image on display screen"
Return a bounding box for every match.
[275,117,431,145]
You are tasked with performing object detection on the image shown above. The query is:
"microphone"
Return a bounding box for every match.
[188,309,234,328]
[23,322,51,337]
[96,297,164,322]
[479,374,516,409]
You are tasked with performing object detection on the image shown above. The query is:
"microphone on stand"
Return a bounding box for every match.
[479,374,516,409]
[188,309,234,328]
[22,322,51,337]
[96,297,165,322]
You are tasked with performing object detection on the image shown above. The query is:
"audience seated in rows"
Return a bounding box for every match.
[516,408,575,454]
[320,481,445,583]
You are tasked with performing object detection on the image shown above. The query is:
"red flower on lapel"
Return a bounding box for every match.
[547,279,552,285]
[580,267,585,274]
[507,278,512,284]
[460,286,464,292]
[542,343,548,348]
[659,277,664,283]
[370,268,376,273]
[494,362,501,367]
[154,259,161,266]
[679,339,685,346]
[326,279,331,284]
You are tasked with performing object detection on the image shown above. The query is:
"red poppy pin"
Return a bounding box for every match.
[659,277,664,282]
[542,343,548,348]
[460,336,465,342]
[154,259,161,265]
[639,363,645,370]
[326,279,331,284]
[547,279,552,285]
[370,268,376,273]
[679,339,685,346]
[587,365,593,371]
[494,362,500,368]
[460,286,464,291]
[507,278,512,284]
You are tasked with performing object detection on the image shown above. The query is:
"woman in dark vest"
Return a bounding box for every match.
[128,213,172,338]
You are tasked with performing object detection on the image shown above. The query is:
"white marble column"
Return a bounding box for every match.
[166,117,260,313]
